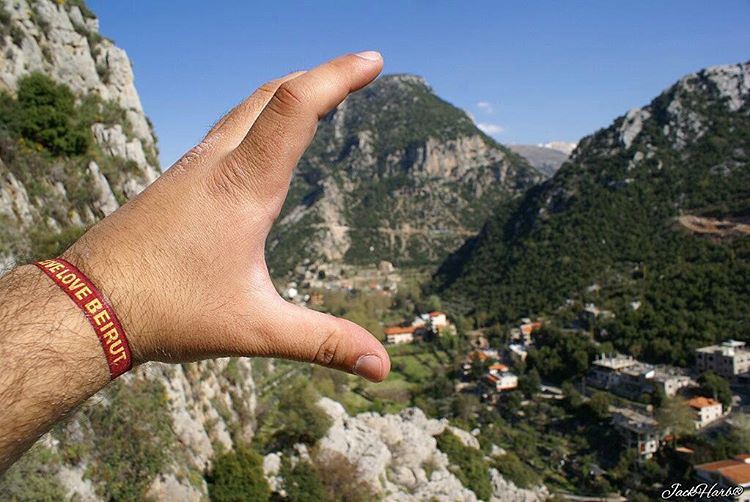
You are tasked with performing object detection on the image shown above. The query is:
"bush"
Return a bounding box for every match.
[268,379,332,450]
[436,430,492,500]
[311,450,375,502]
[0,444,67,501]
[85,378,174,501]
[280,458,327,502]
[14,73,90,156]
[206,445,270,502]
[492,452,540,489]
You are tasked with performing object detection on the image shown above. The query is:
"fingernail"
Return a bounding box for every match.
[354,51,382,62]
[354,354,383,381]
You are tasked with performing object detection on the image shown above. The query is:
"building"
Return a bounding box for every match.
[650,366,693,397]
[612,408,666,460]
[588,353,693,399]
[687,396,723,429]
[695,454,750,501]
[384,325,416,345]
[481,372,518,393]
[695,340,750,379]
[488,363,510,375]
[429,311,448,328]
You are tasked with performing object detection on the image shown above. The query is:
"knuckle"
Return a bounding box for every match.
[270,82,307,116]
[313,326,343,367]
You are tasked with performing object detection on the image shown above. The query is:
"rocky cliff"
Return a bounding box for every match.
[280,398,549,502]
[267,74,542,275]
[0,0,158,269]
[0,3,258,500]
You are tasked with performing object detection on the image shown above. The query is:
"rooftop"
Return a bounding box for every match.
[384,325,416,335]
[687,396,721,410]
[696,455,750,485]
[592,354,638,371]
[612,408,659,433]
[696,339,748,355]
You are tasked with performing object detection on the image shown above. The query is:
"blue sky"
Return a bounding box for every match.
[88,0,750,168]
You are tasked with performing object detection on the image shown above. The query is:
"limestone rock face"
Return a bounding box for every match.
[266,74,542,274]
[0,0,160,265]
[285,398,547,502]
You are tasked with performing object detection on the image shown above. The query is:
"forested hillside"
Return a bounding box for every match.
[434,62,750,365]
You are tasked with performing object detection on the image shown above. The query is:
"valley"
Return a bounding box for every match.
[0,1,748,501]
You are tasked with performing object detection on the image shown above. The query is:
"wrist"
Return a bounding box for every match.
[60,234,154,366]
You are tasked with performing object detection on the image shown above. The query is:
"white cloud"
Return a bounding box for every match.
[477,122,505,135]
[477,101,494,113]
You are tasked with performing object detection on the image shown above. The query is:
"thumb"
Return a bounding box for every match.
[258,299,390,382]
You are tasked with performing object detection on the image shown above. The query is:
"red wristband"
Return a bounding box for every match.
[35,258,132,379]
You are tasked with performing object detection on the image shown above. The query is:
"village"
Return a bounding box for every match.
[280,260,750,497]
[381,304,750,496]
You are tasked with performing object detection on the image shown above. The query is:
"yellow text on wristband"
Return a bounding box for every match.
[35,258,132,379]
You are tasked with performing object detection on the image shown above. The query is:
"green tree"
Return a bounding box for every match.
[207,445,270,502]
[656,397,695,440]
[698,371,732,409]
[270,379,332,450]
[436,430,492,500]
[586,392,612,421]
[15,73,89,156]
[519,369,541,398]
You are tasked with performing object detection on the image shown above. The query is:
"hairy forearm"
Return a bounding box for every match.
[0,265,109,473]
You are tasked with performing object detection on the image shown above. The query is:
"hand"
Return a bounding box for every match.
[63,52,390,382]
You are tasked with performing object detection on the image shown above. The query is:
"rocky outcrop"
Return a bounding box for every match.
[267,74,542,274]
[0,0,160,267]
[266,398,548,502]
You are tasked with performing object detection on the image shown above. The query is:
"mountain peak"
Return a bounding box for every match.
[377,73,430,88]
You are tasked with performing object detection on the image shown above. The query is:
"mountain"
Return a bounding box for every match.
[509,144,571,177]
[266,74,542,275]
[434,62,750,365]
[0,0,160,269]
[0,3,544,500]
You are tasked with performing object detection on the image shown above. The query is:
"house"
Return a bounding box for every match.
[488,363,510,375]
[687,396,723,429]
[695,340,750,379]
[694,454,750,501]
[612,408,666,460]
[429,311,448,328]
[411,316,427,329]
[384,325,416,345]
[587,353,693,399]
[520,321,543,338]
[650,366,693,397]
[481,372,518,393]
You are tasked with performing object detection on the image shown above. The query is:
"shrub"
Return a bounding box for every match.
[492,452,540,489]
[206,445,270,502]
[85,378,174,501]
[280,458,327,502]
[0,444,67,501]
[311,450,375,502]
[436,430,492,500]
[14,73,90,156]
[268,379,332,450]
